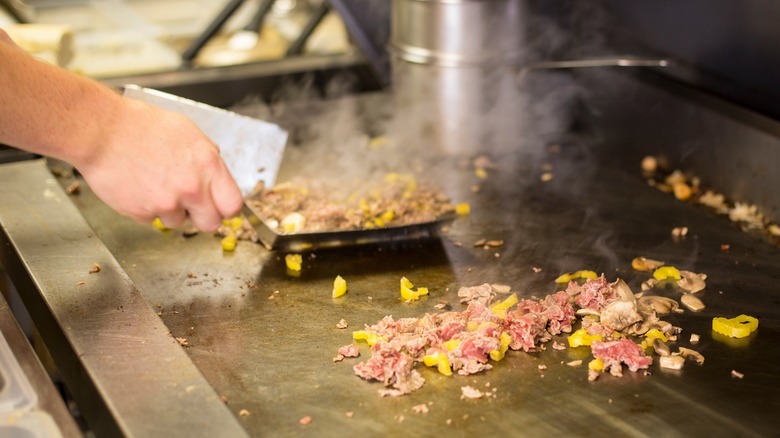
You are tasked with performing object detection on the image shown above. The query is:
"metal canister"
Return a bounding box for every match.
[390,0,525,154]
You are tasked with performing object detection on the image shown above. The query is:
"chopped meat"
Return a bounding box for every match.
[353,341,425,397]
[247,177,454,233]
[348,287,572,395]
[333,344,360,362]
[572,276,618,311]
[458,283,496,306]
[591,339,652,377]
[336,319,348,329]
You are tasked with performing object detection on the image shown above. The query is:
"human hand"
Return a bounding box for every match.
[73,97,243,232]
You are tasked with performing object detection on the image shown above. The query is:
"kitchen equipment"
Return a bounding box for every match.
[391,0,525,154]
[244,207,456,251]
[122,84,287,196]
[516,56,670,81]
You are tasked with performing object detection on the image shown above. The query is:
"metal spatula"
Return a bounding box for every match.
[122,84,288,196]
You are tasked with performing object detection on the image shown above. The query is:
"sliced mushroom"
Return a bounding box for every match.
[601,300,642,331]
[678,347,705,365]
[600,280,642,331]
[680,294,705,312]
[641,278,658,291]
[632,257,665,272]
[659,355,685,370]
[576,308,600,317]
[677,270,707,294]
[638,296,679,315]
[652,338,671,356]
[612,279,636,302]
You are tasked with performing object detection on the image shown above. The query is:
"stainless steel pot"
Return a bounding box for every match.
[390,0,526,154]
[391,0,524,67]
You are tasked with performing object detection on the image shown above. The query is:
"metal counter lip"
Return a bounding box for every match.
[0,292,82,437]
[0,160,248,437]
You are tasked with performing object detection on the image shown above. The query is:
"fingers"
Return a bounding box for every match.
[210,163,244,219]
[182,196,222,233]
[157,208,187,230]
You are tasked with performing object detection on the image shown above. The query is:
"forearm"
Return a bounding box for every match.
[0,29,120,167]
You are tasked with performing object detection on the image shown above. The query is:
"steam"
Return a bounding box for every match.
[226,2,628,292]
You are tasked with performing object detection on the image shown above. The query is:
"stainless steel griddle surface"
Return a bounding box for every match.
[66,102,780,436]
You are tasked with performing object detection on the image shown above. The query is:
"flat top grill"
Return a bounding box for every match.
[1,69,778,436]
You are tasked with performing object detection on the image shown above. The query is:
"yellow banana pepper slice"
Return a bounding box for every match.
[152,217,169,231]
[222,216,243,231]
[712,314,758,338]
[353,330,381,347]
[588,358,604,371]
[400,277,427,301]
[423,352,453,376]
[555,270,598,284]
[285,254,302,272]
[443,339,461,351]
[567,328,603,348]
[489,332,513,361]
[221,232,237,251]
[490,293,518,318]
[653,266,682,281]
[332,275,347,298]
[455,203,471,215]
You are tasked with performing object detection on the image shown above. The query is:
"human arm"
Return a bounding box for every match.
[0,29,243,232]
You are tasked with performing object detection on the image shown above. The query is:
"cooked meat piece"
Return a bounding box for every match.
[458,283,497,306]
[572,276,618,311]
[591,339,652,377]
[338,344,360,358]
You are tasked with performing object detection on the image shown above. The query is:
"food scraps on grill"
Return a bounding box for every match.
[89,263,101,274]
[412,404,430,414]
[671,226,689,239]
[247,174,456,234]
[299,416,312,426]
[642,155,780,244]
[460,386,486,400]
[336,319,348,329]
